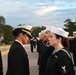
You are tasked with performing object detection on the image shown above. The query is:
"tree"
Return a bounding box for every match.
[0,24,4,44]
[63,19,76,36]
[0,16,14,44]
[17,24,23,26]
[0,16,5,25]
[32,26,46,37]
[2,25,14,44]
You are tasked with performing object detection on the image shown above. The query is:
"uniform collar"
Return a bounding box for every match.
[15,40,24,48]
[53,48,64,54]
[53,48,71,58]
[53,49,59,54]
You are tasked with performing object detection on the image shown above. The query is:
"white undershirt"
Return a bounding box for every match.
[52,49,59,54]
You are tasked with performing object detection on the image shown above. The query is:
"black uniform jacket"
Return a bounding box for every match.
[69,38,76,53]
[6,41,30,75]
[69,38,76,66]
[39,43,54,75]
[0,51,3,75]
[37,40,43,54]
[45,49,75,75]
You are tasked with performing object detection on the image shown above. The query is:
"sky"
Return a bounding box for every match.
[0,0,76,28]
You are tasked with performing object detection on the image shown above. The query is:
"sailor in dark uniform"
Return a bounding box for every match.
[0,51,3,75]
[30,37,36,52]
[37,31,46,65]
[36,36,43,53]
[6,25,32,75]
[69,31,76,66]
[39,29,54,75]
[45,27,75,75]
[30,37,35,52]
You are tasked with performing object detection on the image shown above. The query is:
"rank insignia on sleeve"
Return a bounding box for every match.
[61,66,68,74]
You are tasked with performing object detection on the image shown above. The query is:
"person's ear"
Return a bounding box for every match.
[58,38,61,42]
[20,33,23,38]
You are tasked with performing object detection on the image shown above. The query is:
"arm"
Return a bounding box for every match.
[9,47,29,75]
[58,58,75,75]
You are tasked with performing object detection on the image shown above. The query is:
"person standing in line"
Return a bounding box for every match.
[36,33,43,65]
[30,37,36,52]
[45,27,75,75]
[30,37,34,52]
[39,29,54,75]
[6,25,32,75]
[33,37,37,49]
[0,51,3,75]
[36,31,47,66]
[69,31,76,67]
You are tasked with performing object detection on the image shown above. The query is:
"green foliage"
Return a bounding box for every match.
[0,16,5,25]
[32,26,46,37]
[0,24,14,44]
[17,24,23,26]
[2,39,10,44]
[0,24,4,34]
[3,25,14,43]
[64,19,76,36]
